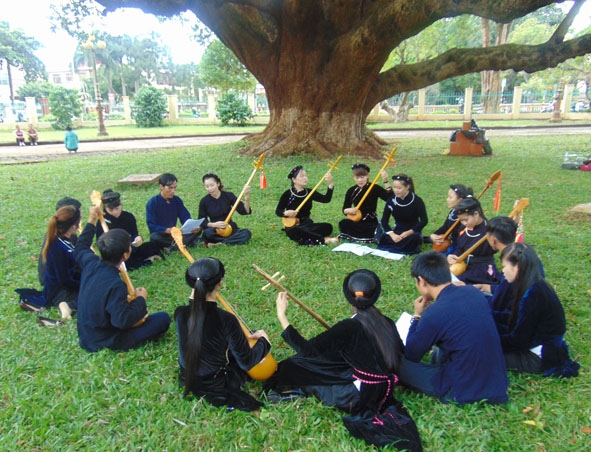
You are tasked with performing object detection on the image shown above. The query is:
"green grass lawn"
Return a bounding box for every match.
[0,134,590,450]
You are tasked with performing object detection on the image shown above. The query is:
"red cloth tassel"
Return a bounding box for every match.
[493,174,502,213]
[259,171,267,189]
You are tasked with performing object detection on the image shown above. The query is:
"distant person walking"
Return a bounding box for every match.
[64,126,79,153]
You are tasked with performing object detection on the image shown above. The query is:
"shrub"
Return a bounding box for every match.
[216,93,253,126]
[132,86,167,128]
[48,87,82,130]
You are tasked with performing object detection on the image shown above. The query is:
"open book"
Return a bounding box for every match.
[180,218,205,234]
[332,243,405,261]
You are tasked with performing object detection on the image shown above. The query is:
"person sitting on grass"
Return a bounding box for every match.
[266,269,405,414]
[96,189,162,269]
[146,173,201,253]
[41,205,82,319]
[495,243,579,377]
[75,205,171,352]
[175,257,271,412]
[399,251,509,405]
[446,197,499,284]
[198,173,252,246]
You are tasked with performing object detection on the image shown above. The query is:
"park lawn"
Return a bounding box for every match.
[0,124,266,145]
[0,134,589,451]
[2,119,590,145]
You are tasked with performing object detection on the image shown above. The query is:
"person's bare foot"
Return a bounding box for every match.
[58,302,72,320]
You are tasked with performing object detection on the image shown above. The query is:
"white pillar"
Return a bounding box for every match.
[167,94,178,120]
[463,87,473,120]
[25,97,38,123]
[512,86,522,119]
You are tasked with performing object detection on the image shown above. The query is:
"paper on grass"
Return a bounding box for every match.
[332,243,405,260]
[396,312,413,346]
[180,218,205,234]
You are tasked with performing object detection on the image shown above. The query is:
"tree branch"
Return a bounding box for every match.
[550,0,585,43]
[367,33,591,110]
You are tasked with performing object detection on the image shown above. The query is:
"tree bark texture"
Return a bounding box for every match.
[99,0,591,157]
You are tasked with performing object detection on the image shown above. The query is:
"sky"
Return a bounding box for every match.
[3,0,205,72]
[3,0,591,73]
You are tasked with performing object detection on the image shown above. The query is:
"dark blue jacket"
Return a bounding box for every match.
[406,284,508,404]
[75,223,148,352]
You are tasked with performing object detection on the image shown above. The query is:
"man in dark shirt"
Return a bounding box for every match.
[398,251,509,405]
[75,206,170,352]
[145,173,201,251]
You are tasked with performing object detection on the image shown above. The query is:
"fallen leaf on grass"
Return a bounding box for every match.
[582,426,591,434]
[524,420,537,426]
[522,406,534,414]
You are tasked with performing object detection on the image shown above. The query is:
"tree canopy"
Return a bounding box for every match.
[0,21,46,102]
[200,40,257,94]
[96,0,591,157]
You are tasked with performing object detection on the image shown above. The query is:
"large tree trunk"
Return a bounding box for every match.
[98,0,591,158]
[481,20,512,113]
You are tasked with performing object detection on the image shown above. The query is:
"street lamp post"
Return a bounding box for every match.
[82,35,108,136]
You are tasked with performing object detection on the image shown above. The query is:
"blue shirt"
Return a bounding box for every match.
[406,284,508,404]
[146,194,192,234]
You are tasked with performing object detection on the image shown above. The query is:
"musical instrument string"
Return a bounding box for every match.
[346,147,397,222]
[215,153,266,238]
[282,155,343,228]
[450,198,530,276]
[253,264,331,329]
[90,190,147,327]
[433,170,501,252]
[171,227,277,381]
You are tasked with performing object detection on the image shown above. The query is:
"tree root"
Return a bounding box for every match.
[240,127,386,159]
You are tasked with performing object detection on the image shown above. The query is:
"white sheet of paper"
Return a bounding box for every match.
[180,218,205,234]
[332,243,374,256]
[396,312,413,346]
[332,243,405,260]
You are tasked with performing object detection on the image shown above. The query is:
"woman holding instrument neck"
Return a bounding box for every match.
[174,257,271,412]
[376,173,428,255]
[198,173,252,246]
[429,183,473,254]
[447,197,499,284]
[265,269,405,417]
[96,189,163,269]
[275,165,338,246]
[339,163,392,243]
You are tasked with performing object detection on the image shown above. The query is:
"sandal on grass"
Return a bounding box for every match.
[37,316,64,327]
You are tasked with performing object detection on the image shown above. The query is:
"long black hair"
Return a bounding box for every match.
[182,257,225,396]
[501,243,545,328]
[343,270,402,373]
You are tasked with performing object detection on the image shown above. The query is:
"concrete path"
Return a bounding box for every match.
[1,126,589,164]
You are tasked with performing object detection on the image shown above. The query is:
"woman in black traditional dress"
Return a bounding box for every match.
[447,197,499,284]
[265,269,404,415]
[376,173,428,255]
[429,183,473,254]
[96,189,162,269]
[275,165,338,245]
[198,173,252,246]
[174,258,271,411]
[338,163,392,243]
